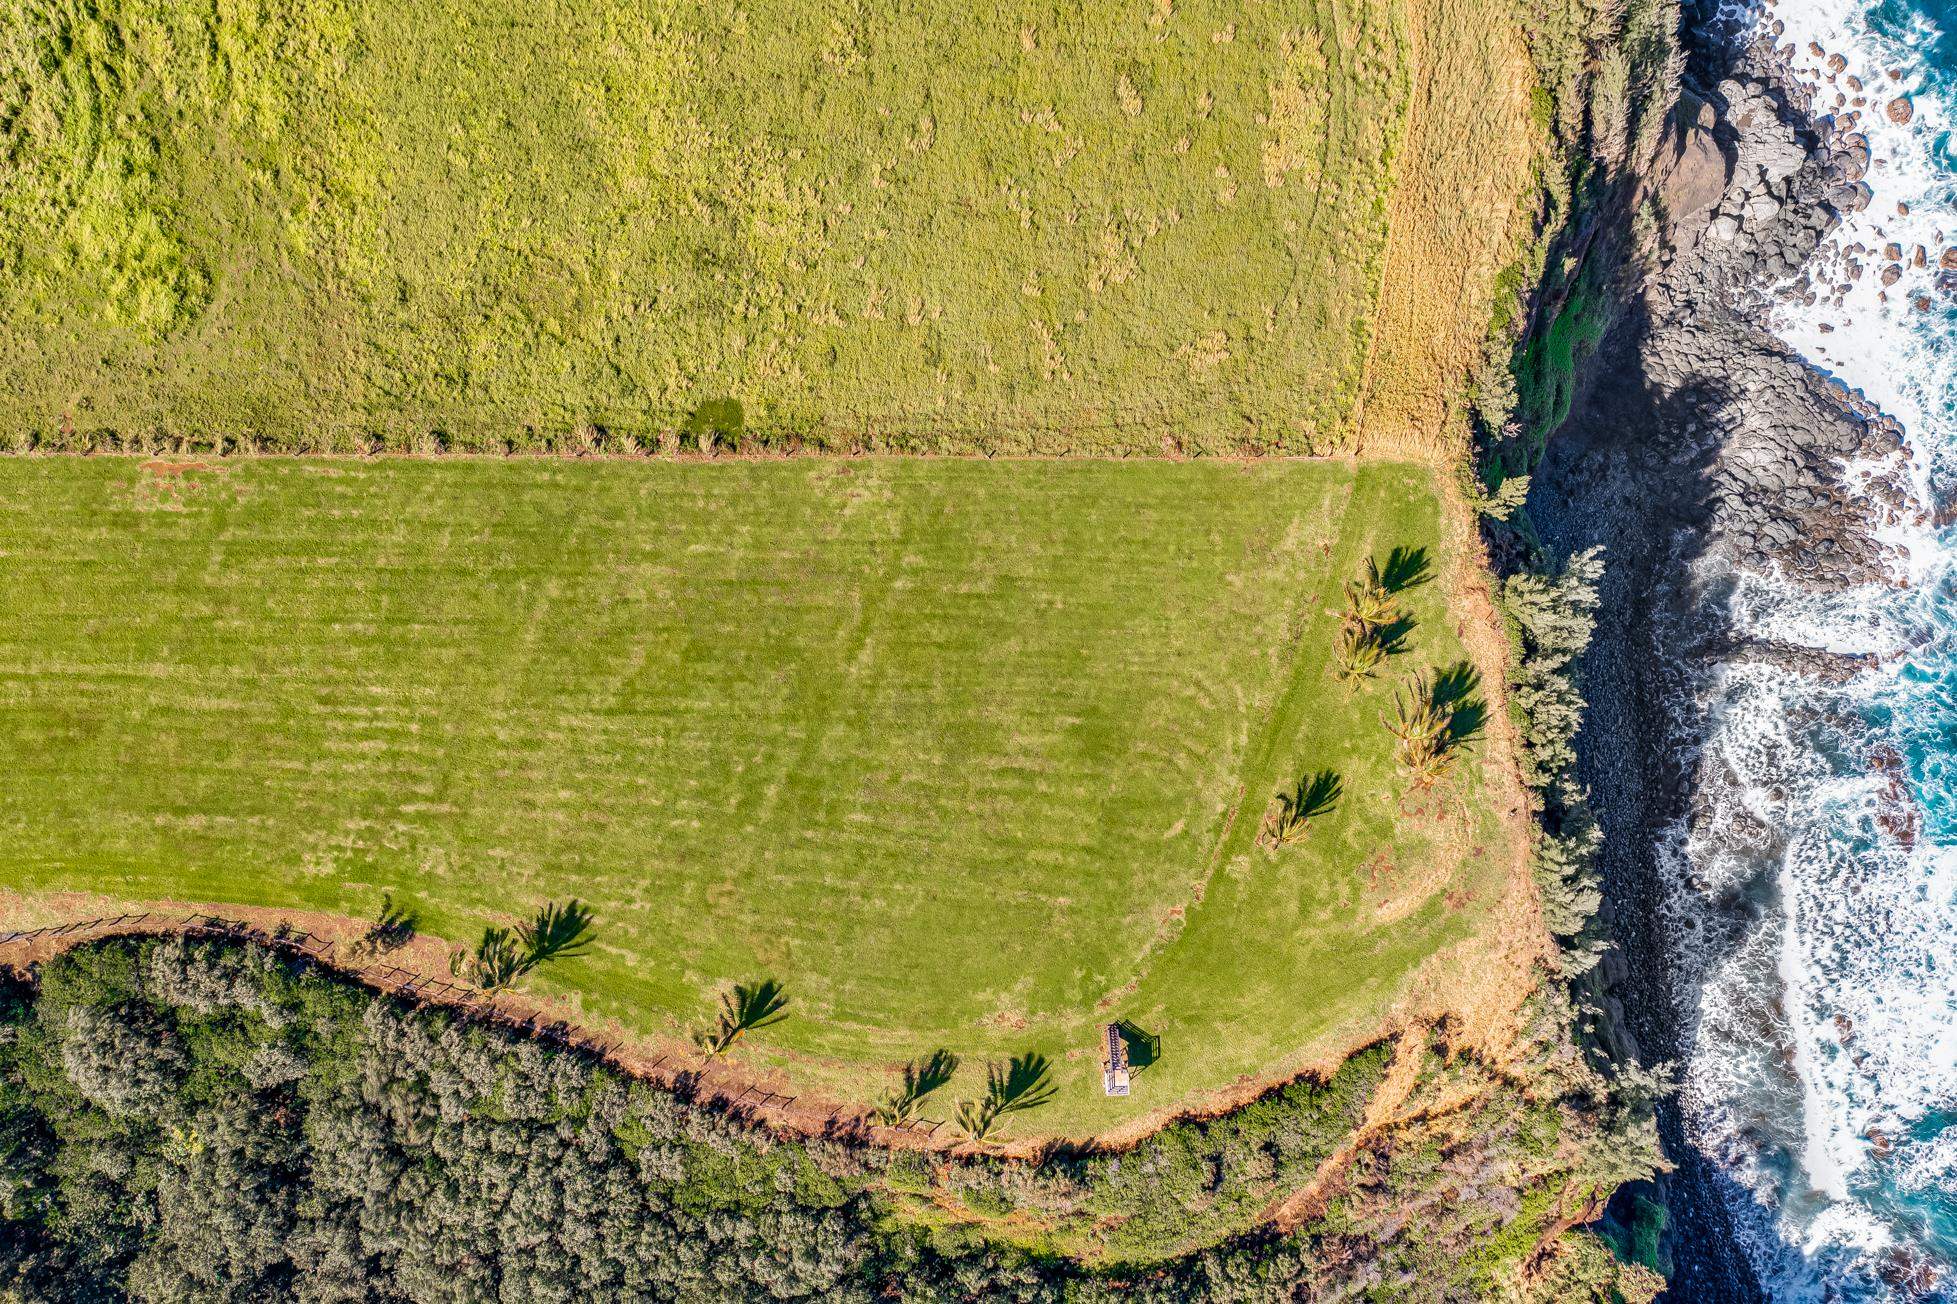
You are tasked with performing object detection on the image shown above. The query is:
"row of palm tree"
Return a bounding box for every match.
[429,907,1058,1144]
[699,989,1055,1141]
[868,1049,1058,1139]
[1271,548,1478,846]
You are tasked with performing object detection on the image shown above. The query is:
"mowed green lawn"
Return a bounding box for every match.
[2,0,1403,454]
[0,459,1515,1133]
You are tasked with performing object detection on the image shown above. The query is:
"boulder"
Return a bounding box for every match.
[1888,96,1914,124]
[1741,122,1811,187]
[1656,92,1736,228]
[1709,214,1742,242]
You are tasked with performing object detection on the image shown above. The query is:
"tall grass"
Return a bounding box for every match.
[1,0,1412,457]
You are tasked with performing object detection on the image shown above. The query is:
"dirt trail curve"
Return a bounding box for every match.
[1,902,1426,1171]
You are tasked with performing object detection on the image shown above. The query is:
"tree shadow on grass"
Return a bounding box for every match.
[1375,613,1417,657]
[359,892,418,955]
[1293,770,1342,821]
[1381,545,1433,594]
[1431,660,1487,748]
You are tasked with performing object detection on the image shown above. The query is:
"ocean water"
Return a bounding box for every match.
[1671,1,1957,1294]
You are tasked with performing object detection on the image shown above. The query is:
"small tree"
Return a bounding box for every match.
[1267,770,1341,846]
[1332,618,1386,686]
[696,979,790,1056]
[957,1052,1055,1141]
[1341,560,1398,630]
[1385,670,1453,784]
[452,926,529,992]
[872,1049,960,1127]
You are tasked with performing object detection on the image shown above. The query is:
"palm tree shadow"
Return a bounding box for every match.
[1430,660,1486,747]
[911,1048,959,1097]
[997,1052,1057,1114]
[1376,614,1417,656]
[1381,545,1433,594]
[1295,770,1342,820]
[1431,660,1481,711]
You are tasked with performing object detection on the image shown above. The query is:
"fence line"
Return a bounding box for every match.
[0,911,970,1148]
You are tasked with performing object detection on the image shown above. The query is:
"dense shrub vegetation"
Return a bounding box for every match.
[0,936,1660,1301]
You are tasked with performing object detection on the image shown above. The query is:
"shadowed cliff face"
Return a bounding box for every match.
[1527,10,1915,1299]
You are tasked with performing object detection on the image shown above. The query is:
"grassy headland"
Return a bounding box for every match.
[0,457,1527,1136]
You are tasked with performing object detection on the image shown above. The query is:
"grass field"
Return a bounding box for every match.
[3,0,1415,454]
[0,457,1525,1135]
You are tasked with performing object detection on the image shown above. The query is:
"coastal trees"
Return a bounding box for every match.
[1501,547,1610,970]
[0,936,1657,1299]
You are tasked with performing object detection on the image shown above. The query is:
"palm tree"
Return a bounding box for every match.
[1342,558,1398,631]
[959,1052,1055,1141]
[1332,618,1385,686]
[955,1097,1000,1141]
[1385,670,1453,784]
[453,926,528,992]
[519,899,596,968]
[1267,770,1341,846]
[697,979,790,1056]
[873,1049,960,1126]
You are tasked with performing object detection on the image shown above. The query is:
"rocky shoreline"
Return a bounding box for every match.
[1527,9,1922,1299]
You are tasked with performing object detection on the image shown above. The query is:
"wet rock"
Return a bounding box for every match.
[1883,263,1903,286]
[1888,96,1914,124]
[1718,639,1879,684]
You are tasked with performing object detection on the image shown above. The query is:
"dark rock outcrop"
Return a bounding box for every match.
[1529,24,1919,1304]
